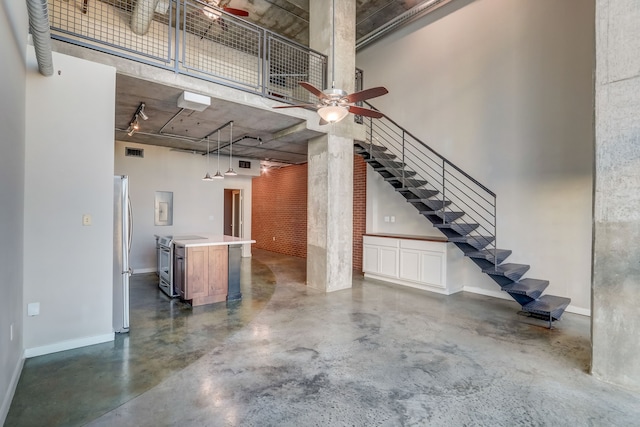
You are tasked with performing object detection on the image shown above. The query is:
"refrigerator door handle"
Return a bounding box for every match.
[127,196,133,256]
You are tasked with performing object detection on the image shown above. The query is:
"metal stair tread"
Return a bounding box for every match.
[465,249,512,263]
[434,223,479,235]
[448,235,494,244]
[482,263,530,277]
[397,188,439,198]
[522,295,571,317]
[502,278,549,296]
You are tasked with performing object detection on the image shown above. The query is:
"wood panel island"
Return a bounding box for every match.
[173,235,255,307]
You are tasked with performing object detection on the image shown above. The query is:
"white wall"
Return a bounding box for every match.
[23,51,116,356]
[114,140,256,272]
[357,0,594,314]
[0,1,27,422]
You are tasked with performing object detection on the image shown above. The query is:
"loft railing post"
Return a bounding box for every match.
[369,117,373,160]
[262,31,268,97]
[174,0,181,74]
[441,159,446,224]
[402,130,406,188]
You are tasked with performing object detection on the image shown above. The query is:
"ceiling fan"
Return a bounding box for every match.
[273,0,388,125]
[274,82,388,125]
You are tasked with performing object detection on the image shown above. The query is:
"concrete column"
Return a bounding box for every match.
[306,0,356,292]
[592,1,640,391]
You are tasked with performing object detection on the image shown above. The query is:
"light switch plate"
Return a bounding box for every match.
[82,214,92,226]
[28,302,40,316]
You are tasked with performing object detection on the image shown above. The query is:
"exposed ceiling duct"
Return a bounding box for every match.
[26,0,54,76]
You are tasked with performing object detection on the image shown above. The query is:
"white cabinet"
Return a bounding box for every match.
[363,235,459,295]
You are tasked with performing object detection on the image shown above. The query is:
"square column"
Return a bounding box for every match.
[306,0,356,292]
[592,0,640,391]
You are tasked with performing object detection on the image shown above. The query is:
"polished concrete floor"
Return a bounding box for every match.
[7,249,640,426]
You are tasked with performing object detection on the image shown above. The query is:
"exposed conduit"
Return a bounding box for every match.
[26,0,54,76]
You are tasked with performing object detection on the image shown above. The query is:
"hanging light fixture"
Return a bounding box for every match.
[213,129,224,179]
[202,136,214,181]
[225,121,237,176]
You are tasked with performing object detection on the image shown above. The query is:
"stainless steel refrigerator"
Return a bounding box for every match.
[113,175,132,333]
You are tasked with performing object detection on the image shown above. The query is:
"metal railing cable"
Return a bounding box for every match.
[364,101,498,269]
[47,0,326,104]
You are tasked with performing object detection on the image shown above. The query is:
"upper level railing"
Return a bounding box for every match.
[363,102,498,266]
[47,0,327,104]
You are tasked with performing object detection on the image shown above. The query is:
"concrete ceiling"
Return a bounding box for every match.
[116,0,445,167]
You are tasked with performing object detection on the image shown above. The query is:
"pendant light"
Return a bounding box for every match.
[202,136,214,181]
[225,121,237,176]
[213,129,224,179]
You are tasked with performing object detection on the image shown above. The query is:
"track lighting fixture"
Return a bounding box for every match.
[126,102,149,137]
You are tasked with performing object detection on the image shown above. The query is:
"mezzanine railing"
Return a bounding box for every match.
[47,0,327,104]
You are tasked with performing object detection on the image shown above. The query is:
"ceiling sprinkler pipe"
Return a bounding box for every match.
[26,0,54,76]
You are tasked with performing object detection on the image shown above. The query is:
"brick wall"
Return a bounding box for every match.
[252,163,308,257]
[251,155,367,270]
[353,155,367,272]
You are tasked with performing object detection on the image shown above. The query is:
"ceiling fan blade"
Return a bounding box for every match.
[299,82,327,99]
[348,105,384,119]
[345,86,389,103]
[223,7,249,16]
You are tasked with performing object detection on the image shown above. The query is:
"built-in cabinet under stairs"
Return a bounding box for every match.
[355,110,571,328]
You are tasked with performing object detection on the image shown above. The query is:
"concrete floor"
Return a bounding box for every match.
[7,249,640,426]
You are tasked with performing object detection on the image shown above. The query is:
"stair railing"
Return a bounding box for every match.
[364,102,498,269]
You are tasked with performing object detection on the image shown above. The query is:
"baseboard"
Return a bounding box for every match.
[463,286,591,317]
[24,333,114,358]
[364,272,460,296]
[133,267,157,274]
[1,354,24,425]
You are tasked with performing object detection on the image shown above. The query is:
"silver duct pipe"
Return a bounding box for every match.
[131,0,161,35]
[26,0,54,76]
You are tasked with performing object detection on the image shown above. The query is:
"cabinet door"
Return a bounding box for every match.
[363,245,380,273]
[208,245,228,299]
[186,246,208,299]
[399,249,421,282]
[379,247,398,277]
[174,255,185,298]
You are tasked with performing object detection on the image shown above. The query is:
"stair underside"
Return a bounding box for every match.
[502,278,549,299]
[482,263,530,281]
[522,295,571,320]
[465,249,512,264]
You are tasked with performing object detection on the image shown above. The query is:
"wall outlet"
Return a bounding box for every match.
[273,236,276,241]
[390,216,396,223]
[384,216,389,222]
[82,214,92,226]
[28,302,40,316]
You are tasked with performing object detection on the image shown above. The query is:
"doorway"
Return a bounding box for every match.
[224,189,243,237]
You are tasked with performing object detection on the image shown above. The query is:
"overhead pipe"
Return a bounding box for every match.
[26,0,54,76]
[131,0,161,35]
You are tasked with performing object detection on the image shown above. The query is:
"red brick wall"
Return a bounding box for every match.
[353,155,367,272]
[252,163,308,258]
[251,155,367,270]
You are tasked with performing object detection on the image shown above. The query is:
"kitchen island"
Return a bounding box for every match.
[173,235,255,307]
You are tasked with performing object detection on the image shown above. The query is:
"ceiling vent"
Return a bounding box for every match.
[125,147,144,158]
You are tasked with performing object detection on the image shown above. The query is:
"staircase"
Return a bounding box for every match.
[355,105,570,328]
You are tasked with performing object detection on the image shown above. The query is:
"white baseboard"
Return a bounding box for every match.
[133,267,157,274]
[463,286,591,317]
[24,333,114,358]
[1,354,24,425]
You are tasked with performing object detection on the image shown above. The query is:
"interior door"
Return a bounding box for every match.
[224,188,243,237]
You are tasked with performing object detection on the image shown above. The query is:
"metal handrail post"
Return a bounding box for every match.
[174,0,181,74]
[494,197,498,270]
[402,130,406,188]
[262,32,268,97]
[441,159,446,224]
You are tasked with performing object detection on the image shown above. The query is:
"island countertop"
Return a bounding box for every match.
[173,234,256,247]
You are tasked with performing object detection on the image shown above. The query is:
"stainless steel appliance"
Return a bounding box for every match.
[156,235,206,298]
[113,175,132,333]
[157,235,178,297]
